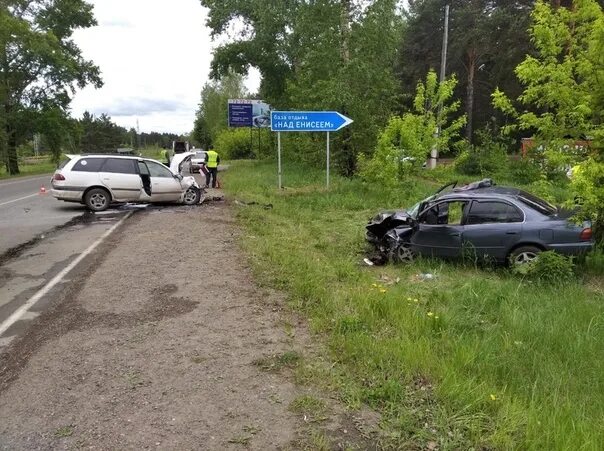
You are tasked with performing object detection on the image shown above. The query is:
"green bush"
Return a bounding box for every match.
[214,128,255,160]
[569,158,604,243]
[17,142,35,158]
[585,247,604,275]
[508,157,542,184]
[214,128,274,160]
[359,114,434,188]
[512,251,575,283]
[526,178,557,204]
[454,142,509,177]
[360,70,465,187]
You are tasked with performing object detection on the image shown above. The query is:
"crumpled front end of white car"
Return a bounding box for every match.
[178,176,204,204]
[180,175,200,190]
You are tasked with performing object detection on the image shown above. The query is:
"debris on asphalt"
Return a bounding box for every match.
[200,195,224,205]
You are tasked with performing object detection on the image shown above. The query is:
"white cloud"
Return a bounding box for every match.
[71,0,260,134]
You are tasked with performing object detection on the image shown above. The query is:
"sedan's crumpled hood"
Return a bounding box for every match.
[366,209,414,240]
[368,210,413,225]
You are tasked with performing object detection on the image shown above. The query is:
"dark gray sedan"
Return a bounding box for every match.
[366,179,594,264]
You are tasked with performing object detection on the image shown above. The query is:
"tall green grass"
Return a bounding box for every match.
[0,159,56,179]
[223,160,604,450]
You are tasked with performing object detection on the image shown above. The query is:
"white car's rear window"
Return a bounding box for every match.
[58,157,72,169]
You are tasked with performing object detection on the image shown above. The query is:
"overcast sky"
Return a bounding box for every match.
[71,0,260,134]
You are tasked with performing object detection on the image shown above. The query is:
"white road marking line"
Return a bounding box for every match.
[0,211,133,336]
[0,193,38,207]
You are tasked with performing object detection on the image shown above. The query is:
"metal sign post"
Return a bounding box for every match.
[430,4,450,169]
[270,111,352,189]
[277,132,282,189]
[326,132,330,188]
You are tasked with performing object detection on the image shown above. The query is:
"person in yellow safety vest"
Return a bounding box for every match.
[205,149,220,188]
[160,148,170,166]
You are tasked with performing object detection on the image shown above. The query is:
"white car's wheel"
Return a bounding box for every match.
[84,188,110,212]
[182,187,201,205]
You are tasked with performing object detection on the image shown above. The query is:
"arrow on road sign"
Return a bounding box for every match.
[270,111,353,132]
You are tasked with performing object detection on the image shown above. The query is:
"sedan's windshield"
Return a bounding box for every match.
[407,201,421,219]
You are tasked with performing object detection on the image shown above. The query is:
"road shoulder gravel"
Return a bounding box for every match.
[0,200,380,450]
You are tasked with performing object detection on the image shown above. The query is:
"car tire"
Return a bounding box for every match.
[390,241,415,264]
[84,188,111,212]
[508,246,541,265]
[182,186,201,205]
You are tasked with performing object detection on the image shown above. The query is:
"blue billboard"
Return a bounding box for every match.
[228,99,271,128]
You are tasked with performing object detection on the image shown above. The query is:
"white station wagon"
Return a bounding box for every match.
[51,154,203,211]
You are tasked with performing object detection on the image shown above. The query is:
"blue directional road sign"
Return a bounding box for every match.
[270,111,353,132]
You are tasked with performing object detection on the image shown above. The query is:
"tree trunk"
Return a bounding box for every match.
[340,0,351,64]
[465,48,476,143]
[3,101,19,174]
[339,0,354,176]
[6,124,19,175]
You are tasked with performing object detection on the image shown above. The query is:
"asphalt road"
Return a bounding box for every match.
[0,174,89,256]
[0,210,132,346]
[0,169,215,346]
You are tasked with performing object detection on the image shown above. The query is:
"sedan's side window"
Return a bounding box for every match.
[146,161,174,178]
[421,201,468,225]
[466,201,523,224]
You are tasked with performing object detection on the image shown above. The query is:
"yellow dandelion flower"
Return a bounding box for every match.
[427,312,434,317]
[371,283,378,288]
[413,298,419,303]
[379,288,387,293]
[406,297,412,301]
[435,316,439,319]
[490,394,497,401]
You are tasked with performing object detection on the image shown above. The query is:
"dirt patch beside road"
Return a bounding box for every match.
[0,201,380,449]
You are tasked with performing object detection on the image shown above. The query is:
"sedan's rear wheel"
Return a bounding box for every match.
[509,246,541,265]
[390,242,415,264]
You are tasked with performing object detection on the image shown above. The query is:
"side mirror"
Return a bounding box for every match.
[174,173,183,181]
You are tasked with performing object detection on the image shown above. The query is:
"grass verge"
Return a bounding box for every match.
[0,160,56,179]
[223,160,604,450]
